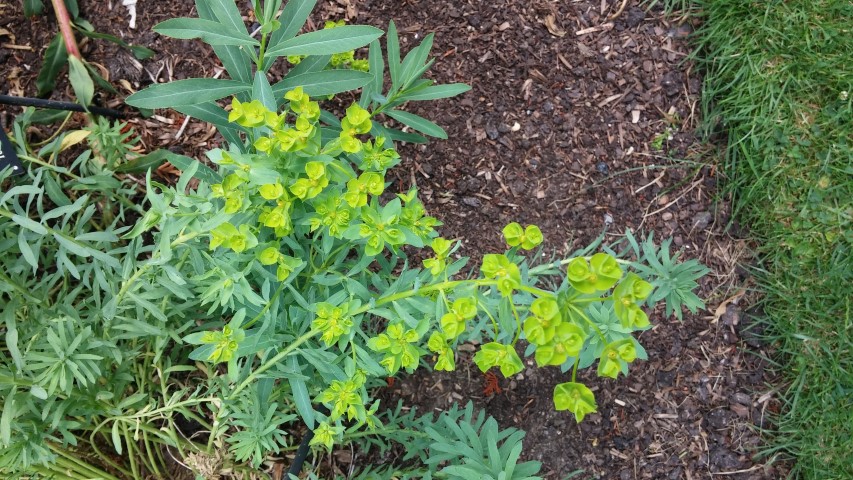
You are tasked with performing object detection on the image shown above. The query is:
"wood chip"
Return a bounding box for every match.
[543,15,566,37]
[576,23,613,36]
[597,93,623,108]
[498,21,511,31]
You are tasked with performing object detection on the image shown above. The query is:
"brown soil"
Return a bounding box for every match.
[0,1,786,479]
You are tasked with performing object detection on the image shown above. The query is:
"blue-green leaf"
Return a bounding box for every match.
[272,70,372,98]
[404,83,471,101]
[126,79,251,109]
[252,72,276,111]
[386,110,447,139]
[265,25,383,58]
[154,18,259,47]
[288,357,315,429]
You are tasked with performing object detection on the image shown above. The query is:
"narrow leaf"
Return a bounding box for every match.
[267,0,318,50]
[11,214,47,234]
[387,20,400,86]
[165,154,222,184]
[153,18,259,47]
[126,79,251,109]
[36,34,68,97]
[252,71,276,112]
[288,357,315,429]
[404,83,471,101]
[272,70,372,98]
[386,110,447,139]
[67,56,94,107]
[265,25,383,58]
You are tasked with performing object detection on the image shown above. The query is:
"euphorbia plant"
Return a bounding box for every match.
[0,1,708,479]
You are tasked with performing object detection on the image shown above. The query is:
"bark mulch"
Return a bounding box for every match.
[0,1,787,478]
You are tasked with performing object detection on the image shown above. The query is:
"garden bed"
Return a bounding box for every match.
[0,1,786,478]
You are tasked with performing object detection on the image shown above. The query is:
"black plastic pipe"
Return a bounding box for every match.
[0,94,126,118]
[284,405,331,479]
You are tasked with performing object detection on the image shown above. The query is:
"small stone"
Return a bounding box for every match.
[462,196,481,207]
[596,162,609,174]
[662,212,673,221]
[485,125,499,140]
[730,392,752,405]
[467,15,481,27]
[497,123,511,133]
[604,213,614,226]
[542,101,555,113]
[693,211,713,230]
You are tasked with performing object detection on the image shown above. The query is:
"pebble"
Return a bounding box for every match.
[497,123,511,134]
[485,124,499,140]
[467,15,481,27]
[461,196,481,207]
[693,211,713,230]
[596,162,609,174]
[662,212,673,221]
[542,101,555,113]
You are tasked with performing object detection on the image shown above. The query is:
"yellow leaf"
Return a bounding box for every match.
[59,130,91,152]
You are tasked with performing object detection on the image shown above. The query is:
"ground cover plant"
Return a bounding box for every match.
[692,0,852,477]
[550,0,852,475]
[0,1,717,478]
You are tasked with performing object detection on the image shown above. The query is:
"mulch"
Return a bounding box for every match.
[0,0,787,478]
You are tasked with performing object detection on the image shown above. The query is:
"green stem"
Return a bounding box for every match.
[124,422,140,480]
[0,270,40,303]
[568,304,606,343]
[242,280,287,329]
[228,328,321,399]
[509,300,522,346]
[31,465,83,480]
[517,285,553,298]
[571,356,579,383]
[353,278,496,316]
[257,32,268,70]
[48,448,122,480]
[477,300,500,338]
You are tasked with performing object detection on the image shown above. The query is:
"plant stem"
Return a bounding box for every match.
[353,278,496,316]
[228,328,321,399]
[50,0,81,59]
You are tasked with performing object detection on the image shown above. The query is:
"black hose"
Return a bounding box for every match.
[285,426,316,479]
[284,405,331,479]
[0,94,126,118]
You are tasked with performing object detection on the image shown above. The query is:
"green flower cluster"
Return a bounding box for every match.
[367,323,423,375]
[311,302,355,346]
[206,90,439,272]
[522,297,586,367]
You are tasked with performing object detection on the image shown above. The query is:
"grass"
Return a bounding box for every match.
[687,0,852,478]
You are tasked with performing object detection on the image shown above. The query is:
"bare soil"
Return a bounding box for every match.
[0,1,786,479]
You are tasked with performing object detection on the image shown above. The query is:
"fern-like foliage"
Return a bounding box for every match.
[326,402,542,480]
[617,231,710,320]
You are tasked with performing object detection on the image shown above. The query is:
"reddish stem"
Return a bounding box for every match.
[50,0,81,59]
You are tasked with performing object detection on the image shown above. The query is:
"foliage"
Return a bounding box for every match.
[25,0,154,103]
[1,1,708,478]
[691,0,853,477]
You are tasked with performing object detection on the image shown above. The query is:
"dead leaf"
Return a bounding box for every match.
[712,289,746,323]
[544,15,566,37]
[60,130,91,152]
